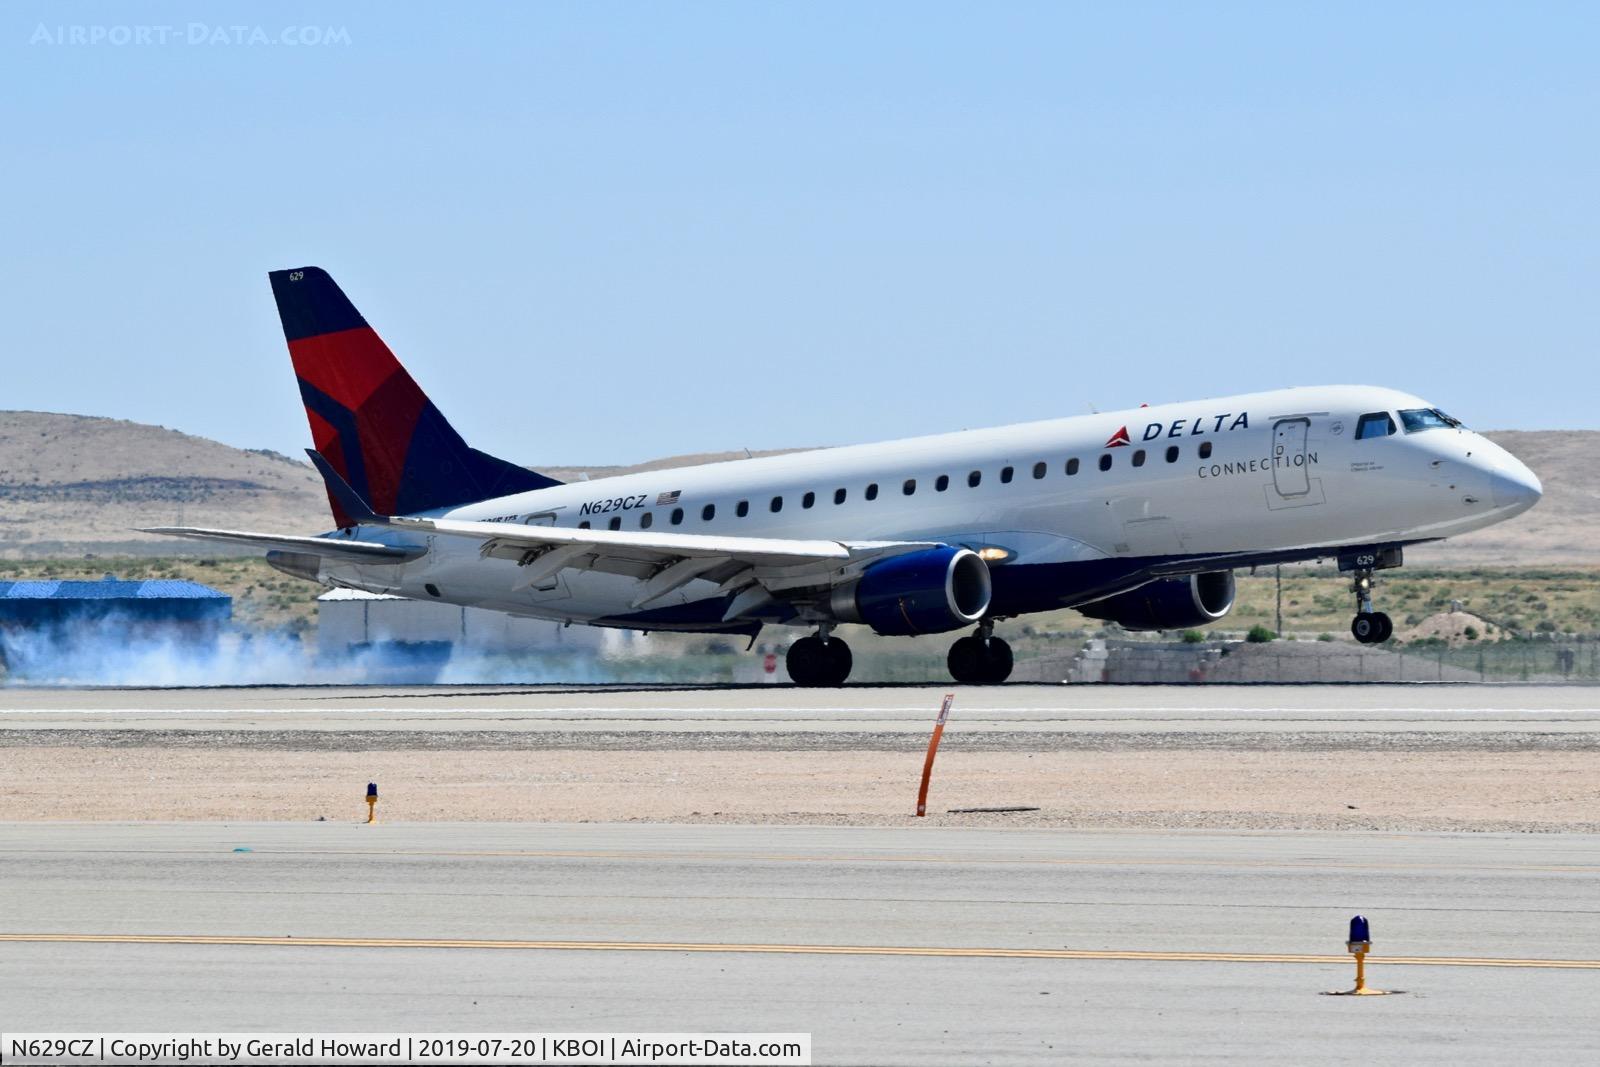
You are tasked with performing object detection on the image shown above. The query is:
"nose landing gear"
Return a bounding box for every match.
[786,628,853,686]
[948,621,1013,684]
[1349,569,1394,644]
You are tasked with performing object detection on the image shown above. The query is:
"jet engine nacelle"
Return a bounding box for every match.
[830,546,992,636]
[1078,571,1236,632]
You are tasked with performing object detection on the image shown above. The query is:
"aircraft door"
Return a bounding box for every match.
[1272,418,1311,497]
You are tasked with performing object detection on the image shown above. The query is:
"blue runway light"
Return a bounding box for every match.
[367,782,378,798]
[1349,915,1370,943]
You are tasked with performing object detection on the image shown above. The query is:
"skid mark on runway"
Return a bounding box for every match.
[5,933,1599,969]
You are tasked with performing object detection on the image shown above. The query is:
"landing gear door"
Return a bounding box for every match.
[1272,418,1311,497]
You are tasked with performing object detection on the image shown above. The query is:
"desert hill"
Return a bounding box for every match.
[0,412,328,557]
[0,411,1592,566]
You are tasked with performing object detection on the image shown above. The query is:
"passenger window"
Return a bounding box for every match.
[1000,466,1014,483]
[1356,412,1397,440]
[608,516,622,530]
[834,488,847,505]
[640,512,654,529]
[802,491,815,509]
[967,470,981,488]
[1198,441,1212,459]
[670,507,684,525]
[1132,449,1146,468]
[1098,454,1112,472]
[1165,445,1179,463]
[903,479,916,496]
[578,520,591,530]
[702,504,715,521]
[865,483,879,501]
[935,474,949,492]
[770,496,783,513]
[1032,462,1047,479]
[1065,458,1079,476]
[736,500,749,517]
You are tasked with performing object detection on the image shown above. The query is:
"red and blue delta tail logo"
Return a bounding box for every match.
[269,267,560,527]
[1104,425,1131,448]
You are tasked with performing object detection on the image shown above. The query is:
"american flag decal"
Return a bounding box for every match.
[656,490,682,506]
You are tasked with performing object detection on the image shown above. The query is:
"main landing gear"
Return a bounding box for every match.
[1349,568,1394,644]
[786,629,853,687]
[947,622,1013,685]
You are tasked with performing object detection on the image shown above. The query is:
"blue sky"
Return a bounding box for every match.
[3,2,1597,464]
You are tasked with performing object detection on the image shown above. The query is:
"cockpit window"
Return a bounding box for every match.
[1355,412,1396,440]
[1399,408,1464,433]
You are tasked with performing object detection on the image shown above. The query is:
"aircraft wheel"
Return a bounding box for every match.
[1372,612,1394,643]
[980,637,1014,684]
[948,636,984,683]
[817,637,852,686]
[788,635,852,686]
[1351,613,1379,644]
[786,636,823,685]
[948,635,1012,684]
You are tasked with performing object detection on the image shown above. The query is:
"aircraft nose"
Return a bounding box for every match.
[1488,457,1542,512]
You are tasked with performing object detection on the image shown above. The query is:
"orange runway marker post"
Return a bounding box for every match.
[915,693,955,817]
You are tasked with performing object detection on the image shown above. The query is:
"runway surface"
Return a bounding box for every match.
[3,822,1598,1063]
[4,682,1599,737]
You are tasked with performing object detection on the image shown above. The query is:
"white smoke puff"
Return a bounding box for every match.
[0,616,622,686]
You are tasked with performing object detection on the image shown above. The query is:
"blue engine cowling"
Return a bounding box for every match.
[830,546,993,636]
[1077,571,1236,632]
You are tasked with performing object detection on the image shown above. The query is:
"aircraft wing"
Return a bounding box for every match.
[180,451,941,620]
[391,515,936,614]
[141,527,426,564]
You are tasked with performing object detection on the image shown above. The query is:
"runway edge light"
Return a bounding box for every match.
[1324,913,1399,997]
[365,782,378,825]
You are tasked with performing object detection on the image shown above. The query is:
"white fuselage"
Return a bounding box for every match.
[316,385,1541,631]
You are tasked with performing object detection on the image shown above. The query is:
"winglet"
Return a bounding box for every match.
[307,449,383,525]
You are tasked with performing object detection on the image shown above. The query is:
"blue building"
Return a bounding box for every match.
[0,576,231,628]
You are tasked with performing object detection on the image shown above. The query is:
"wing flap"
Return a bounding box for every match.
[394,515,893,565]
[396,515,940,608]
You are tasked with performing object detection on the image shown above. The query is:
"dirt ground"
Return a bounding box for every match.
[4,744,1598,833]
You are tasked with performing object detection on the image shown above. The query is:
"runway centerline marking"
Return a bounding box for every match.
[5,933,1597,969]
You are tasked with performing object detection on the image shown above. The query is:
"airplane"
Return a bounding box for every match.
[150,267,1544,686]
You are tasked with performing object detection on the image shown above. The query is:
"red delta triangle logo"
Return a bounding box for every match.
[1104,426,1132,448]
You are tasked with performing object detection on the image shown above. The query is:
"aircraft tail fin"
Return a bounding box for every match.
[268,267,560,527]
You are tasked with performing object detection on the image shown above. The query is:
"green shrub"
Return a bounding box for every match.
[1245,624,1277,643]
[1181,630,1205,644]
